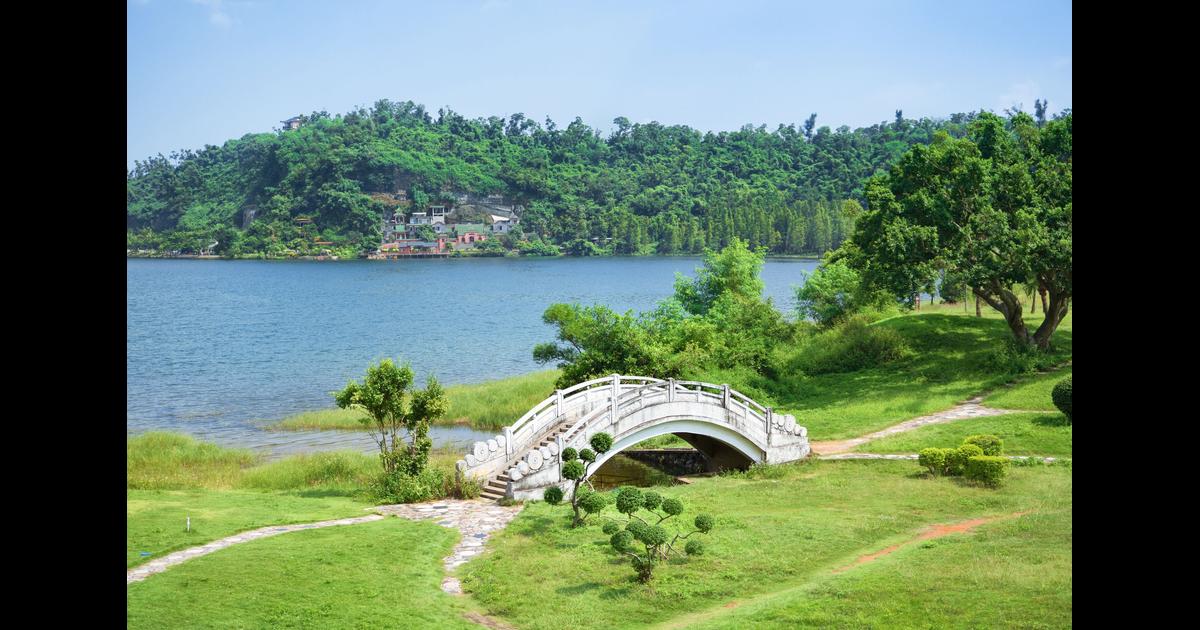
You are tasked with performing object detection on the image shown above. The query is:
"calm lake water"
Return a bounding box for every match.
[127,256,819,458]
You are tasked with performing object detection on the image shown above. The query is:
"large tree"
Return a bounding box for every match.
[849,111,1072,349]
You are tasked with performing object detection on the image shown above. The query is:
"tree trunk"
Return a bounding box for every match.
[1039,285,1048,314]
[1032,291,1070,350]
[974,286,1031,345]
[975,295,981,317]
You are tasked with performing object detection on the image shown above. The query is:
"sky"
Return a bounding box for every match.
[127,0,1071,168]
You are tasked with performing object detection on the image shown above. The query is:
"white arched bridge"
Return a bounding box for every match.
[456,375,811,501]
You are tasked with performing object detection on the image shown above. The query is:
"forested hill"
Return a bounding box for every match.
[126,100,1063,258]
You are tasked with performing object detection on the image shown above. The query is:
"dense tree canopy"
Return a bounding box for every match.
[847,111,1072,348]
[128,100,999,257]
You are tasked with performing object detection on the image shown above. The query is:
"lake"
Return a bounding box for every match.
[127,256,820,457]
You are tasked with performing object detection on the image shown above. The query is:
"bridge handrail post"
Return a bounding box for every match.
[504,426,513,457]
[611,374,620,428]
[722,384,730,410]
[668,378,675,402]
[555,389,563,418]
[765,407,773,446]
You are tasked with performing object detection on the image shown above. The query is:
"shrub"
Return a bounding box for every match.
[918,447,949,476]
[578,491,609,516]
[579,448,597,462]
[965,456,1010,487]
[561,460,586,480]
[590,433,614,452]
[543,486,564,505]
[561,447,578,462]
[546,432,613,527]
[946,444,984,476]
[1052,376,1072,423]
[794,317,912,375]
[603,493,715,583]
[963,434,1004,456]
[455,475,483,499]
[370,467,447,504]
[985,338,1061,376]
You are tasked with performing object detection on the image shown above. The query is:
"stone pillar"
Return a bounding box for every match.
[766,407,773,446]
[504,426,513,457]
[611,374,621,425]
[555,389,563,418]
[668,378,675,402]
[722,384,730,409]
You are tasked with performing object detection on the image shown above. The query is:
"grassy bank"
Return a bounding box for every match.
[126,432,469,568]
[271,369,560,431]
[462,458,1071,629]
[713,309,1071,441]
[128,518,481,629]
[984,364,1073,411]
[857,411,1072,457]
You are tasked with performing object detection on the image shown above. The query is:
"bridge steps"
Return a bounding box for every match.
[478,422,574,502]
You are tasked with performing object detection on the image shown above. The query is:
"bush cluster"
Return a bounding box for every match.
[964,456,1010,487]
[603,486,715,583]
[370,467,448,504]
[792,317,911,375]
[1052,376,1072,423]
[918,434,1006,485]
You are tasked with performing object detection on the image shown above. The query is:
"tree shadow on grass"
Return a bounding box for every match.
[1032,413,1071,427]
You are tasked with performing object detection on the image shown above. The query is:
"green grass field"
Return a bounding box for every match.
[985,365,1073,411]
[127,489,370,568]
[127,518,481,629]
[856,412,1072,457]
[271,369,560,431]
[717,311,1071,441]
[462,459,1072,629]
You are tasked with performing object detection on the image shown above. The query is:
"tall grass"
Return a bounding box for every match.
[127,432,257,490]
[271,369,560,431]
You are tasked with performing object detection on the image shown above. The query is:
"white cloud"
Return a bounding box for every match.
[997,81,1041,114]
[192,0,232,29]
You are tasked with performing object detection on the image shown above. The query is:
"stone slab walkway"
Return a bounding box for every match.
[376,499,525,594]
[126,514,384,584]
[808,397,1015,456]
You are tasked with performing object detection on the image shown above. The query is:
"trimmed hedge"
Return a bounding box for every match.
[1052,376,1072,423]
[965,456,1010,487]
[946,443,984,475]
[963,434,1004,456]
[918,447,949,476]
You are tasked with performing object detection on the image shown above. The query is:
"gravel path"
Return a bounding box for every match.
[376,499,525,594]
[126,514,385,584]
[808,397,1016,455]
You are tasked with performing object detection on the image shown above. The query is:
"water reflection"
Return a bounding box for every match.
[590,454,680,490]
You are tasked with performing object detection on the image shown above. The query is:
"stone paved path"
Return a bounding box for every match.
[376,499,525,595]
[126,514,384,584]
[808,397,1015,456]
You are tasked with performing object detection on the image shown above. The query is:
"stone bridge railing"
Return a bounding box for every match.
[456,375,809,494]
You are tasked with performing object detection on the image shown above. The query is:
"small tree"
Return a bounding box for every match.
[543,432,613,526]
[604,486,714,583]
[1052,376,1072,423]
[334,359,448,476]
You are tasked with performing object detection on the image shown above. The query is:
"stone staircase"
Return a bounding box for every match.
[478,421,575,502]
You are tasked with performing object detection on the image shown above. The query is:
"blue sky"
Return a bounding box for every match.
[127,0,1071,167]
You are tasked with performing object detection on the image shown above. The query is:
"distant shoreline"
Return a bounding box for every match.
[127,252,825,262]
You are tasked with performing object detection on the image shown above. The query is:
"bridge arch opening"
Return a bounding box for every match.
[586,418,762,484]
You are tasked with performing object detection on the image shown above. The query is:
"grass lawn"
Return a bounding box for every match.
[856,412,1072,457]
[462,458,1071,630]
[669,506,1071,629]
[127,517,480,629]
[715,311,1072,441]
[127,489,371,568]
[272,369,560,431]
[985,365,1073,411]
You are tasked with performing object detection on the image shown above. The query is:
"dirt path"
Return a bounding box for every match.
[808,396,1015,456]
[652,511,1030,630]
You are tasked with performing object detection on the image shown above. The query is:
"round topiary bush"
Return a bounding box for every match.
[543,486,564,505]
[963,434,1004,456]
[642,492,663,511]
[1052,376,1072,423]
[561,460,586,480]
[616,487,644,515]
[579,448,597,462]
[561,447,579,462]
[661,497,684,516]
[685,539,706,556]
[590,432,614,453]
[964,455,1010,487]
[694,513,714,533]
[602,521,620,535]
[578,491,609,515]
[918,447,948,476]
